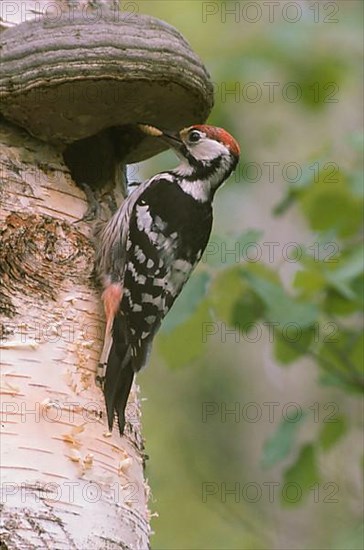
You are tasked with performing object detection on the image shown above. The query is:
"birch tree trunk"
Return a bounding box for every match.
[0,2,213,547]
[0,119,150,549]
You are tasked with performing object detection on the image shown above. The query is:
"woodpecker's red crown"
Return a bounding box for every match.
[184,124,240,159]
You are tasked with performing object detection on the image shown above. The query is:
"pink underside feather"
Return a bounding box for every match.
[102,283,123,332]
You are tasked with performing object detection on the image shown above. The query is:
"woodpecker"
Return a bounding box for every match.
[96,123,240,434]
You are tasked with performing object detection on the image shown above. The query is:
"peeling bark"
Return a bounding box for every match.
[0,121,150,549]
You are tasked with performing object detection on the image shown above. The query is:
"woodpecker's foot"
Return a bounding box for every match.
[104,192,118,215]
[127,181,141,195]
[76,182,101,222]
[96,363,106,389]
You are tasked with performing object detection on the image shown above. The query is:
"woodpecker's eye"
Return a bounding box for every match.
[188,130,202,143]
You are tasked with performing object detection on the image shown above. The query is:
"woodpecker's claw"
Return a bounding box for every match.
[104,192,118,215]
[96,366,105,389]
[75,182,123,223]
[75,182,101,223]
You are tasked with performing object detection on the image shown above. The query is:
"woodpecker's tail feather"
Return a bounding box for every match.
[104,340,134,435]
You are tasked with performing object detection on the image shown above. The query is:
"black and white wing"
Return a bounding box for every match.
[117,173,213,371]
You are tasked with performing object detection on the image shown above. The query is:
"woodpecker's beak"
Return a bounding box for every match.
[138,124,184,153]
[159,130,184,152]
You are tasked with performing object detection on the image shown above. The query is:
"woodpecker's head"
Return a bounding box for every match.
[139,123,240,201]
[163,124,239,161]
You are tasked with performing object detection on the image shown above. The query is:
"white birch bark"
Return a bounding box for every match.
[0,119,150,548]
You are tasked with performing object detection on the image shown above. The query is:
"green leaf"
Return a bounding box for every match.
[324,247,364,299]
[208,266,266,330]
[351,274,364,309]
[294,269,326,297]
[231,289,266,332]
[324,288,361,316]
[296,245,364,312]
[319,415,347,451]
[294,245,364,306]
[318,329,349,370]
[349,333,364,375]
[160,271,211,334]
[156,301,212,369]
[243,272,318,328]
[261,414,306,468]
[318,371,363,393]
[274,327,314,365]
[281,444,320,506]
[300,170,363,237]
[317,331,364,392]
[208,267,248,323]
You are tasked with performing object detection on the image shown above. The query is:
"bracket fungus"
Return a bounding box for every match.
[0,9,214,195]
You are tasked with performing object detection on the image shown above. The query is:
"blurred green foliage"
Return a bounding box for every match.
[133,1,363,549]
[155,153,363,514]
